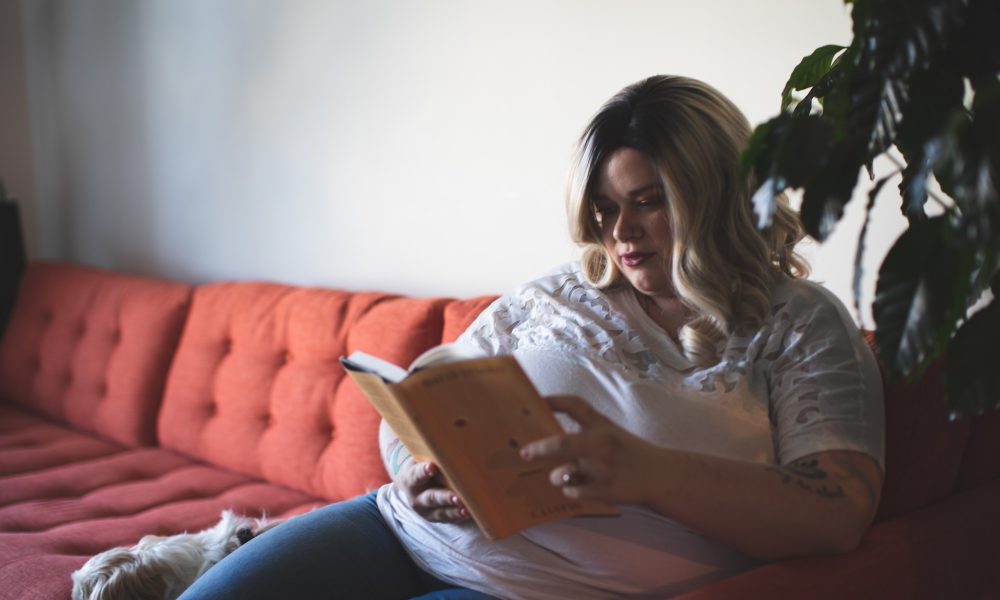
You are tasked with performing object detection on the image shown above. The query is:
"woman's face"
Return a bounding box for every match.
[592,147,675,301]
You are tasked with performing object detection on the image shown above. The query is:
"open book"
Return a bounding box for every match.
[340,344,618,540]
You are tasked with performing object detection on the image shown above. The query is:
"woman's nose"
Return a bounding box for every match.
[613,210,640,242]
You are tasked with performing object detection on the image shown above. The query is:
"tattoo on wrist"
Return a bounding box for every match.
[766,458,845,499]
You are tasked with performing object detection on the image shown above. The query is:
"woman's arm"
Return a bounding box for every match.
[378,418,414,481]
[520,395,882,561]
[379,419,469,523]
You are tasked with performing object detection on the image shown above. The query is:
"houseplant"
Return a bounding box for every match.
[743,0,999,417]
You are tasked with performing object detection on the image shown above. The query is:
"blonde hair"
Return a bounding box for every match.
[567,75,809,367]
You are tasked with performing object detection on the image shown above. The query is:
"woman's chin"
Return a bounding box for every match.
[626,276,670,298]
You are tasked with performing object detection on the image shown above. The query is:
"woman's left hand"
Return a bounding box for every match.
[519,395,665,505]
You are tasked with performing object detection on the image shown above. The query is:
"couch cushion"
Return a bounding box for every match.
[874,355,971,521]
[860,333,973,522]
[0,404,323,600]
[956,408,1000,490]
[158,282,450,501]
[0,404,124,478]
[0,262,191,447]
[677,480,1000,600]
[441,296,498,343]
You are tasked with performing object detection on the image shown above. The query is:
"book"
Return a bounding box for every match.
[340,344,618,540]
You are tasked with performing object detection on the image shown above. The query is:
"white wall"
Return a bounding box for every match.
[16,0,907,326]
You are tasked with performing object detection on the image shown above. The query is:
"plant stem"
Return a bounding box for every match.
[884,152,953,213]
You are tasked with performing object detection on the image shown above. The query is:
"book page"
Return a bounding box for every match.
[400,357,617,539]
[408,343,483,371]
[342,352,409,384]
[346,369,436,463]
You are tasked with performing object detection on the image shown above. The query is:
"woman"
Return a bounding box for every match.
[180,75,884,599]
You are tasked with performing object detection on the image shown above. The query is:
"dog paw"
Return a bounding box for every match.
[235,527,255,546]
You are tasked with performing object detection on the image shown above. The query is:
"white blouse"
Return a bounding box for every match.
[377,263,884,599]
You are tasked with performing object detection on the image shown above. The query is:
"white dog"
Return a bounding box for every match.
[71,510,278,600]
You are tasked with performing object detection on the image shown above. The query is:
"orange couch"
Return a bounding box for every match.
[1,261,997,599]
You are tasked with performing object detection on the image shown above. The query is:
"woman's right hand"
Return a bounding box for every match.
[394,461,470,523]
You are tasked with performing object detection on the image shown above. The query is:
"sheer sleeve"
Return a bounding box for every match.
[764,283,885,472]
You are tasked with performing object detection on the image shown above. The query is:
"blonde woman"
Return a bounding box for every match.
[181,76,884,600]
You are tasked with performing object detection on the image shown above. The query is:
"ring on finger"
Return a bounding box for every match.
[561,461,587,486]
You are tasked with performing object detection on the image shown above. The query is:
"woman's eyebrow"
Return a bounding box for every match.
[592,183,662,203]
[626,183,662,198]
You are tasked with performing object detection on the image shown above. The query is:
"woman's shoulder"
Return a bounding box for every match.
[456,262,633,357]
[740,275,872,376]
[494,262,613,312]
[767,275,858,329]
[517,262,590,294]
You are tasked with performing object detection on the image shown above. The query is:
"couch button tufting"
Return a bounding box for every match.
[76,322,87,339]
[41,309,53,325]
[111,329,122,344]
[63,372,73,386]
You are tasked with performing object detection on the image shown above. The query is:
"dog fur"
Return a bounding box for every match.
[71,510,276,600]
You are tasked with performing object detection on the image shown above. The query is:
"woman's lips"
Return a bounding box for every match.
[621,252,653,267]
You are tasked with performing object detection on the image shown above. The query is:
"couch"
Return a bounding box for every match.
[0,261,997,599]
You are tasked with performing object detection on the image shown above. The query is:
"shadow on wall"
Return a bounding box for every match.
[21,1,310,282]
[0,184,27,335]
[22,0,160,273]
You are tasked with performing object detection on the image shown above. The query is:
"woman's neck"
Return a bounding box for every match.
[635,289,693,340]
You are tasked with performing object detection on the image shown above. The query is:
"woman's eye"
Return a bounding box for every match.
[593,205,618,224]
[637,194,665,208]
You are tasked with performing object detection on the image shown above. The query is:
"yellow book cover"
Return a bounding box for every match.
[341,347,618,540]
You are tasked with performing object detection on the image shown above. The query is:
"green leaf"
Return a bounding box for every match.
[740,119,775,184]
[743,114,836,232]
[751,177,784,230]
[781,45,846,112]
[873,216,976,378]
[928,109,971,203]
[742,115,791,230]
[776,116,836,188]
[895,68,964,223]
[896,68,964,157]
[816,52,857,135]
[931,80,1000,249]
[945,295,1000,417]
[951,0,1000,85]
[845,0,964,159]
[898,153,931,222]
[800,140,864,240]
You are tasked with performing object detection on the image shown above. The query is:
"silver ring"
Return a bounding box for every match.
[561,462,586,486]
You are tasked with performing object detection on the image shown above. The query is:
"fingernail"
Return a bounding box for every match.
[519,448,531,460]
[451,495,459,505]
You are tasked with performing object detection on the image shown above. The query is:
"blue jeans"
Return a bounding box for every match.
[178,491,498,600]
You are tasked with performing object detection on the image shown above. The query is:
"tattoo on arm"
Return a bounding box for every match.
[829,452,880,519]
[765,458,845,499]
[386,438,414,476]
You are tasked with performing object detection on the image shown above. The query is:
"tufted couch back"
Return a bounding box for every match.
[156,281,456,501]
[1,261,997,515]
[0,262,191,447]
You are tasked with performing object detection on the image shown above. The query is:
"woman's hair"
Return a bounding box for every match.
[567,75,809,367]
